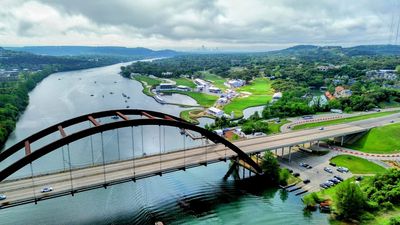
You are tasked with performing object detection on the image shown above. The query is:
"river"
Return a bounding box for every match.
[0,62,329,225]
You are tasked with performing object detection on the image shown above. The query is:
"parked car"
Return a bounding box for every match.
[329,178,340,184]
[41,187,53,193]
[356,176,364,181]
[337,167,349,173]
[0,194,6,200]
[303,179,311,184]
[320,183,328,189]
[324,167,333,173]
[319,127,324,130]
[334,175,344,181]
[324,181,334,187]
[293,173,300,177]
[390,120,395,123]
[329,162,336,167]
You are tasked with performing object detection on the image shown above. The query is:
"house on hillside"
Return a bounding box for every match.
[309,95,328,107]
[334,86,352,98]
[325,91,335,100]
[366,69,397,81]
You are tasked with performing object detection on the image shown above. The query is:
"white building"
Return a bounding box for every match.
[161,72,173,76]
[157,83,176,91]
[176,85,191,91]
[217,97,228,104]
[207,107,224,118]
[271,92,282,102]
[208,86,221,93]
[194,78,208,87]
[226,79,245,88]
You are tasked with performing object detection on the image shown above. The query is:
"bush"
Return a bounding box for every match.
[365,201,379,211]
[359,212,375,222]
[389,217,400,225]
[382,201,394,210]
[279,168,290,185]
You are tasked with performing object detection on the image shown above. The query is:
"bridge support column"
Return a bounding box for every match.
[275,149,277,156]
[341,136,344,146]
[317,140,320,148]
[223,158,240,180]
[288,146,292,162]
[281,147,284,157]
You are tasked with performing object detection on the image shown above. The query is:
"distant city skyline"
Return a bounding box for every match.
[1,0,400,51]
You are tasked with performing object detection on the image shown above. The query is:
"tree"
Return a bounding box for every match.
[336,181,367,219]
[261,151,280,181]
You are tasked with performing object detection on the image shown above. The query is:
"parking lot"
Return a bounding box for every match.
[278,149,354,192]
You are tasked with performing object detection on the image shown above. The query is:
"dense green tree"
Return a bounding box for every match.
[261,151,280,181]
[336,181,367,219]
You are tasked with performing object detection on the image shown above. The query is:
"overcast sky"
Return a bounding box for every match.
[1,0,400,51]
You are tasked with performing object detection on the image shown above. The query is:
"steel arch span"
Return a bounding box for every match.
[0,109,263,182]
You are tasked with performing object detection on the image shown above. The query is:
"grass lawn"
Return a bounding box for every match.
[172,77,196,88]
[330,155,386,174]
[267,119,289,134]
[237,77,274,95]
[201,71,227,91]
[180,109,202,124]
[162,90,218,107]
[223,78,273,118]
[346,123,400,154]
[224,95,271,118]
[134,75,161,86]
[133,75,162,96]
[293,110,400,130]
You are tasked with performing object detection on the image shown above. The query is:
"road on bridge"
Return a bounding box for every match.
[1,112,399,208]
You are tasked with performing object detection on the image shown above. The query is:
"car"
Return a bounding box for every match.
[329,162,336,167]
[390,120,395,123]
[356,176,364,181]
[288,169,293,173]
[334,175,344,181]
[41,187,53,193]
[324,167,333,173]
[319,127,324,130]
[337,167,349,173]
[293,172,300,177]
[324,181,334,187]
[303,179,311,184]
[299,162,309,167]
[0,194,6,200]
[329,178,340,184]
[320,183,328,189]
[299,163,312,169]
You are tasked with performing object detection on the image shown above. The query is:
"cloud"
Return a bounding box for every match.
[0,0,399,50]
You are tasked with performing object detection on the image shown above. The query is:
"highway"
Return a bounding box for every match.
[1,112,399,208]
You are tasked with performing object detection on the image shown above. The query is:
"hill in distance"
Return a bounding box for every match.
[270,44,400,56]
[4,46,179,58]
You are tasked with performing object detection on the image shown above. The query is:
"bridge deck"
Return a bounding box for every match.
[0,123,366,208]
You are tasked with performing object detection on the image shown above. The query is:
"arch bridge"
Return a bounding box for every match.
[0,109,263,208]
